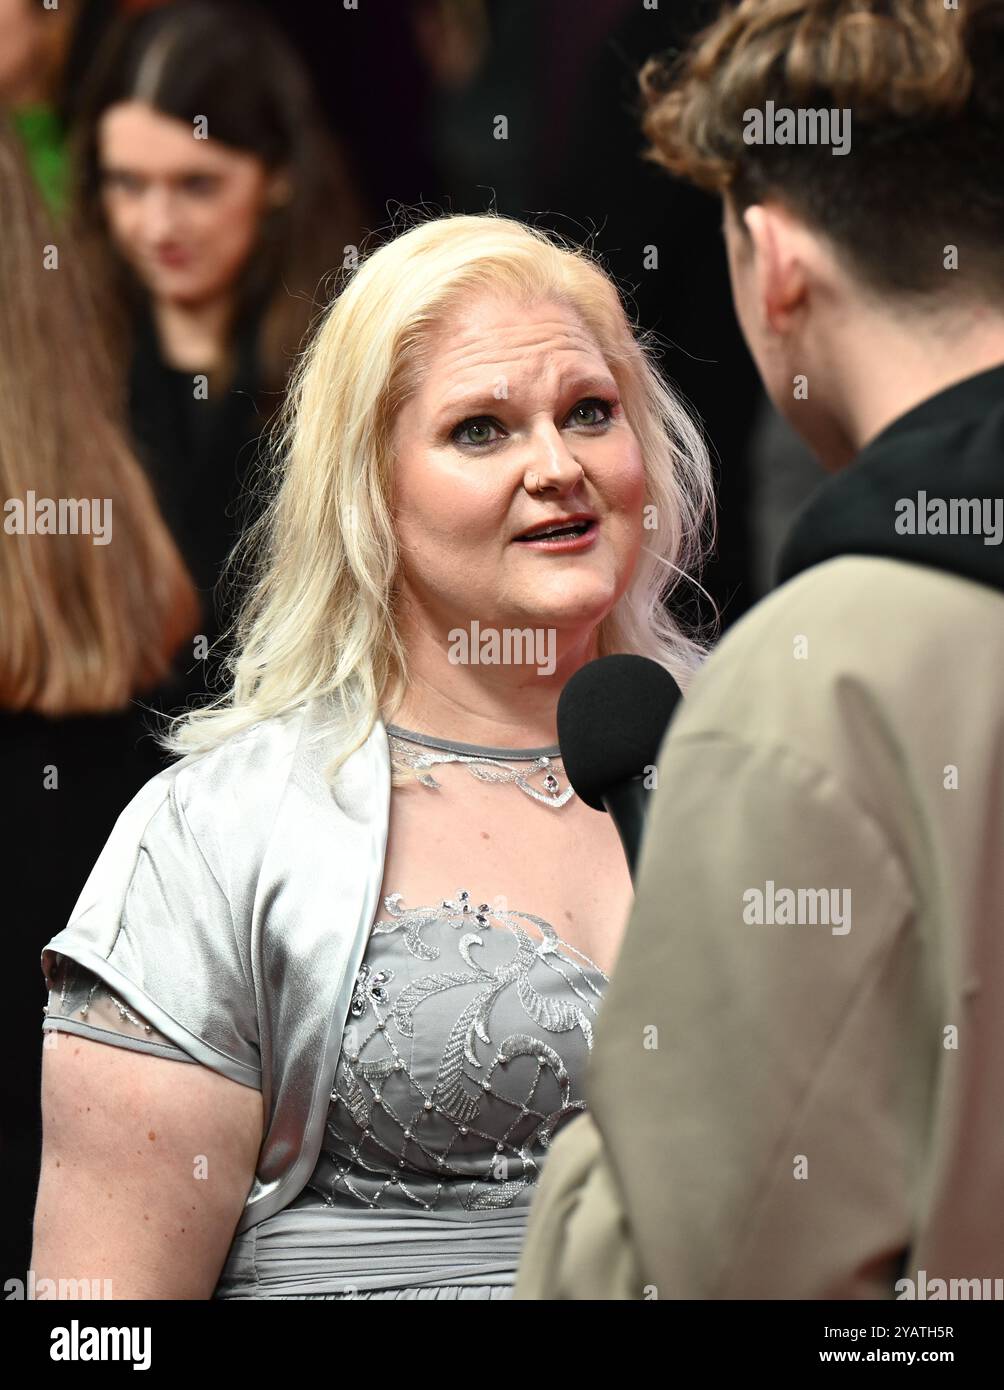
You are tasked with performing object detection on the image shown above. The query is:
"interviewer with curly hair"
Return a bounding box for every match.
[516,0,1004,1300]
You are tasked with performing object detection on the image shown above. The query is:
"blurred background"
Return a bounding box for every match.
[1,0,823,1281]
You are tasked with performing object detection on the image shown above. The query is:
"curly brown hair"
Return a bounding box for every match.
[639,0,1004,300]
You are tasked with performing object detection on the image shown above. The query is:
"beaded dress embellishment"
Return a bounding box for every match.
[386,724,575,807]
[42,957,157,1035]
[313,887,608,1213]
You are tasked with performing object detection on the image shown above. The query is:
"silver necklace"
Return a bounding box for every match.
[386,723,575,808]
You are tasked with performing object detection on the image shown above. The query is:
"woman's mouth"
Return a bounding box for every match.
[512,519,600,551]
[154,247,191,268]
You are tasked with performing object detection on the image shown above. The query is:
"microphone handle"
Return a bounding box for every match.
[601,777,651,883]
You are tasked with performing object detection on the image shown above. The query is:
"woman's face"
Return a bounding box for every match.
[97,101,278,307]
[390,294,647,645]
[0,0,46,104]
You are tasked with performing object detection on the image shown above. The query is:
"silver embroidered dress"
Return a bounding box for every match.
[42,725,609,1299]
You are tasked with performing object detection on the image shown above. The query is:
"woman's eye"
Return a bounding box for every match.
[450,398,615,447]
[451,417,503,447]
[181,174,219,196]
[567,397,615,428]
[102,171,144,194]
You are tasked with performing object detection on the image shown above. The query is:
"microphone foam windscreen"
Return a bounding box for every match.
[557,654,683,811]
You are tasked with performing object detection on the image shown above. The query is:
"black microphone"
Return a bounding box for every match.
[557,655,683,880]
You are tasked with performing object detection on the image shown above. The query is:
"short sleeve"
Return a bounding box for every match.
[40,771,261,1091]
[42,957,197,1065]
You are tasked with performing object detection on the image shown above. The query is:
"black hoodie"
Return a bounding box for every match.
[777,362,1004,599]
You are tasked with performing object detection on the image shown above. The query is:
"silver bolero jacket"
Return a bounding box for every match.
[41,694,391,1234]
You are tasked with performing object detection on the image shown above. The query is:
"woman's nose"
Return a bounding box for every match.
[141,186,180,242]
[523,424,585,492]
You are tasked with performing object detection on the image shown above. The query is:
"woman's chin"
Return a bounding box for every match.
[500,588,618,635]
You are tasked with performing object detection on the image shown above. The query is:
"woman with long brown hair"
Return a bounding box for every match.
[0,119,200,1282]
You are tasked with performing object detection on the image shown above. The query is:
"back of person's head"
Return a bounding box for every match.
[70,0,364,396]
[640,0,1004,309]
[0,122,200,715]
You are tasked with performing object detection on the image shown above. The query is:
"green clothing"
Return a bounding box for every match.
[10,103,68,218]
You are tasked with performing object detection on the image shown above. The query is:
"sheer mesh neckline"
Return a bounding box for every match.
[385,724,561,760]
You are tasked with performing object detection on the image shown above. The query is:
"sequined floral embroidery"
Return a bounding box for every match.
[349,964,394,1018]
[311,888,608,1215]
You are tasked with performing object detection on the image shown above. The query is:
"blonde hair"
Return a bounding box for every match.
[156,212,716,782]
[0,124,201,714]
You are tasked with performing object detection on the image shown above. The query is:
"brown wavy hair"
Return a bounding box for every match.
[0,124,201,715]
[639,0,1004,300]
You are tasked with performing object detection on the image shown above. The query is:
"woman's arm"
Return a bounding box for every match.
[31,1031,263,1300]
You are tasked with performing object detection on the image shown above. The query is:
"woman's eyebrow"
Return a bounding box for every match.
[435,373,618,422]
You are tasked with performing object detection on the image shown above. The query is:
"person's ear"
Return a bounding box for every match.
[743,204,809,336]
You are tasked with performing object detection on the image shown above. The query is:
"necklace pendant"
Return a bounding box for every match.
[518,776,575,807]
[387,731,575,807]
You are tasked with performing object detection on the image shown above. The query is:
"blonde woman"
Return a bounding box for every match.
[33,212,714,1300]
